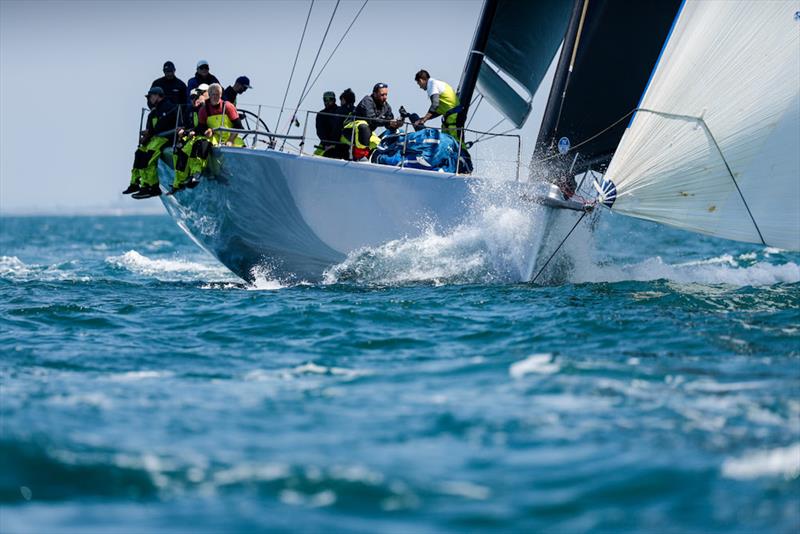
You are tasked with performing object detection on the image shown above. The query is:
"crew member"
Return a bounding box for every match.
[151,61,188,106]
[338,88,356,117]
[314,91,341,157]
[197,83,244,147]
[187,59,220,98]
[341,83,402,160]
[413,70,461,139]
[222,76,252,106]
[125,87,177,199]
[170,86,211,194]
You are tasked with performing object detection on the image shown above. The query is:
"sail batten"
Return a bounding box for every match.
[605,1,800,250]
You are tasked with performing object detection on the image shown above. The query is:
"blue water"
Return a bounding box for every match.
[1,213,798,533]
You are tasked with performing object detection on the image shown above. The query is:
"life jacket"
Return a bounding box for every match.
[434,81,459,117]
[204,100,244,146]
[433,80,460,137]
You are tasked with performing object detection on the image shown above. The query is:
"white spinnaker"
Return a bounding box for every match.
[604,1,800,250]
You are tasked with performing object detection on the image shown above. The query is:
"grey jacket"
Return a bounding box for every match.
[354,95,394,131]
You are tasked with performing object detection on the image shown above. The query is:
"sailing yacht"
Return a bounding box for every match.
[155,0,798,283]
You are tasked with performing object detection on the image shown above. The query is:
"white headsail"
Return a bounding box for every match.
[602,1,800,250]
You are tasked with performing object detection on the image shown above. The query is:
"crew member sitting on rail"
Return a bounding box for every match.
[170,85,211,194]
[187,59,220,99]
[314,91,341,157]
[340,83,403,160]
[197,83,245,147]
[222,76,252,106]
[413,69,461,140]
[151,61,188,106]
[124,86,177,199]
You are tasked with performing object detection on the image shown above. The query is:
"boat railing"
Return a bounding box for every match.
[142,105,523,179]
[293,109,523,180]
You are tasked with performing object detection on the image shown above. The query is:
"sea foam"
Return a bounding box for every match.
[0,255,91,282]
[105,250,237,283]
[722,443,800,480]
[568,254,800,287]
[323,178,550,285]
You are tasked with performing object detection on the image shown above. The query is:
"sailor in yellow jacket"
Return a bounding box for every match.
[125,86,178,199]
[413,70,461,140]
[197,83,245,147]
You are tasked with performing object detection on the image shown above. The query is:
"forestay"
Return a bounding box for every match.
[604,1,800,250]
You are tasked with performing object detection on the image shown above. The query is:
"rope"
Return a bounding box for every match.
[472,126,515,144]
[275,0,315,133]
[282,0,340,148]
[531,211,588,284]
[532,108,637,166]
[299,0,369,105]
[468,117,505,145]
[465,94,484,128]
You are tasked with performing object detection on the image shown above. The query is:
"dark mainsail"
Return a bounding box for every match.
[535,0,683,167]
[458,0,682,171]
[459,0,574,129]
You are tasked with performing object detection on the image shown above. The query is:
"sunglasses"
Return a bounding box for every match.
[198,65,209,70]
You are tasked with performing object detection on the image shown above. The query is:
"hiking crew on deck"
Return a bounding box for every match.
[170,85,211,194]
[197,83,244,147]
[125,86,177,199]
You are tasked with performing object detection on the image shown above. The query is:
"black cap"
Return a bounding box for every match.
[163,61,175,72]
[147,86,165,96]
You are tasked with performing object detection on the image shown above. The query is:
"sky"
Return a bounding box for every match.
[0,0,552,214]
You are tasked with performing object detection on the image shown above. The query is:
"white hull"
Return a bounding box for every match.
[158,147,570,282]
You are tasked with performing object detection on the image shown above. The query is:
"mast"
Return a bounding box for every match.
[535,0,587,156]
[456,0,500,131]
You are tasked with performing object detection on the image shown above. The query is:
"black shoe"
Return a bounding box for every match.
[131,184,162,199]
[122,183,140,195]
[166,183,185,196]
[186,176,201,189]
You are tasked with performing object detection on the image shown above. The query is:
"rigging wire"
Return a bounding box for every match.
[532,108,637,166]
[299,0,369,105]
[281,0,341,148]
[531,210,589,284]
[465,94,484,128]
[473,125,516,144]
[469,117,505,144]
[275,0,315,133]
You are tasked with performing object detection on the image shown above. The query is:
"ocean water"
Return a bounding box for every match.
[1,212,798,533]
